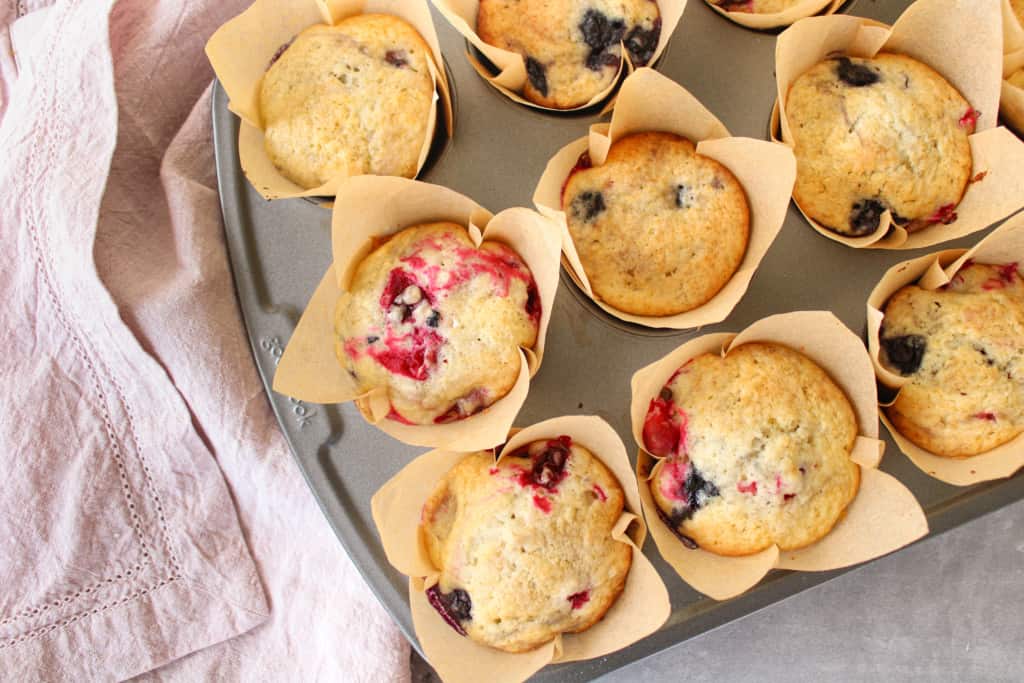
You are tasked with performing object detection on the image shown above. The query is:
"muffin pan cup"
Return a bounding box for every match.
[429,0,687,111]
[272,177,562,451]
[867,212,1024,486]
[370,416,670,683]
[704,0,843,31]
[771,0,1024,249]
[205,0,452,200]
[629,311,927,600]
[533,67,795,329]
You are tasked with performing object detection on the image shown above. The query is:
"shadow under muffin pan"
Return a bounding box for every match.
[212,0,1024,680]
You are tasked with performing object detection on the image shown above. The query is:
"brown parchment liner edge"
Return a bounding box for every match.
[205,0,453,200]
[430,0,686,112]
[866,212,1024,486]
[704,0,842,31]
[1004,0,1024,52]
[532,68,796,329]
[271,177,562,451]
[770,0,1024,250]
[1000,48,1024,137]
[369,415,671,683]
[628,311,928,600]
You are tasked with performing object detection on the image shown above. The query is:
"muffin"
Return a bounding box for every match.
[643,342,860,555]
[259,14,436,188]
[786,53,975,237]
[561,132,749,316]
[420,436,632,652]
[477,0,661,109]
[336,222,541,424]
[879,261,1024,458]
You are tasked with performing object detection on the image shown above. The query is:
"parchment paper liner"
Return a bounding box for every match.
[430,0,686,111]
[533,68,795,330]
[1001,48,1024,136]
[629,311,928,600]
[370,416,671,683]
[867,213,1024,486]
[271,177,561,451]
[205,0,453,200]
[704,0,842,31]
[771,0,1024,249]
[1004,0,1024,52]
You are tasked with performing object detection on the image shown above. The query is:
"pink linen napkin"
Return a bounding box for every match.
[0,0,410,680]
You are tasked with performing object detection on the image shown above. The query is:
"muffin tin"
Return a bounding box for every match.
[211,0,1024,679]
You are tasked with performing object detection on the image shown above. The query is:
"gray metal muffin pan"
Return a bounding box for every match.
[211,0,1024,679]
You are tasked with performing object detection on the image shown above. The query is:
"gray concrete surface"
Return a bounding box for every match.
[411,498,1024,682]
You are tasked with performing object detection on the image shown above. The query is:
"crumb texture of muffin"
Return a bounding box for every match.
[335,222,540,425]
[259,14,435,188]
[879,262,1024,458]
[642,342,860,555]
[786,53,974,236]
[421,437,632,652]
[561,132,749,316]
[477,0,661,108]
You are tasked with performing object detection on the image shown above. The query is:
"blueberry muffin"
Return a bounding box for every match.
[259,14,436,188]
[786,54,975,236]
[336,223,541,424]
[477,0,661,109]
[421,436,632,652]
[561,132,749,316]
[643,343,860,555]
[879,262,1024,458]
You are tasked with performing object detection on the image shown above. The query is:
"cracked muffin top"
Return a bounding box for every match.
[259,14,436,188]
[420,437,632,652]
[561,132,749,316]
[477,0,661,108]
[335,222,540,425]
[786,53,975,237]
[880,261,1024,458]
[643,342,860,556]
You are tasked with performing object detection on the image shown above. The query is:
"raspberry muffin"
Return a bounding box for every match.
[786,54,975,236]
[879,261,1024,458]
[336,222,541,424]
[477,0,661,108]
[421,436,632,652]
[259,14,436,188]
[561,132,749,316]
[643,343,860,555]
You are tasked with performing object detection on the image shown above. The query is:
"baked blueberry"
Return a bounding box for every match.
[849,198,887,235]
[880,333,927,376]
[570,190,606,222]
[835,57,880,87]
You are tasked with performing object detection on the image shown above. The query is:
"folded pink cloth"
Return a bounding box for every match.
[0,0,409,680]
